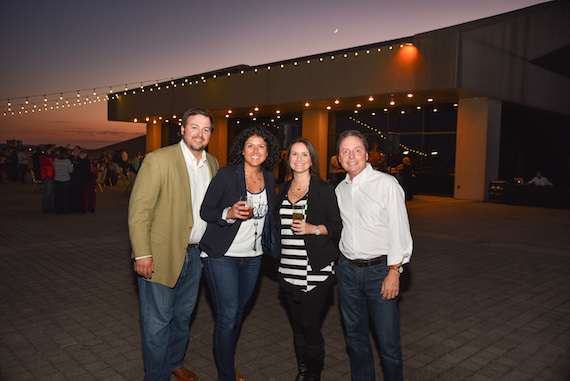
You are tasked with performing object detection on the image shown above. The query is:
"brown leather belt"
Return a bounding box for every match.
[348,256,386,267]
[187,244,198,249]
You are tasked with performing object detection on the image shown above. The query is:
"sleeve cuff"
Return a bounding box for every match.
[222,207,236,224]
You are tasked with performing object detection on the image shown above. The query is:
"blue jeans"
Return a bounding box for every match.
[138,247,202,381]
[203,255,262,381]
[41,177,54,212]
[338,255,403,381]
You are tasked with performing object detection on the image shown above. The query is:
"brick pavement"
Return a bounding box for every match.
[0,182,568,380]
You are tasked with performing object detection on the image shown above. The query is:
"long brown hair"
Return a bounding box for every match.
[286,137,321,179]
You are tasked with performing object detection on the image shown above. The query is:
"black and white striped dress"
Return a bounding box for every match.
[278,193,334,292]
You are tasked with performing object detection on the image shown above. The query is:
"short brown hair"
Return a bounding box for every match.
[336,130,369,154]
[181,108,215,133]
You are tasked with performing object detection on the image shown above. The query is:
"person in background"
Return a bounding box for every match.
[40,145,56,213]
[75,149,97,213]
[53,147,74,214]
[121,149,129,174]
[70,146,84,213]
[129,108,218,381]
[17,148,30,183]
[0,148,9,183]
[527,170,553,186]
[276,138,342,380]
[335,130,413,381]
[32,147,42,181]
[133,151,144,173]
[328,153,342,186]
[69,145,81,162]
[5,147,19,181]
[396,157,414,201]
[199,126,279,381]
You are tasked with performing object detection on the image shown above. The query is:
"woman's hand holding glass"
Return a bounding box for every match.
[291,205,314,235]
[229,196,253,220]
[291,218,307,235]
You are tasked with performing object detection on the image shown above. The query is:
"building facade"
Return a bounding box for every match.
[108,1,570,200]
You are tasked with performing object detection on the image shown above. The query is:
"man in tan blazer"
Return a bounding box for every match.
[129,108,219,381]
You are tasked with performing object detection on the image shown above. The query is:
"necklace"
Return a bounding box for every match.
[289,182,309,199]
[245,170,263,192]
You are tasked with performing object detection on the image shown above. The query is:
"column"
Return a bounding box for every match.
[302,110,329,178]
[146,122,162,153]
[209,116,228,167]
[455,97,502,201]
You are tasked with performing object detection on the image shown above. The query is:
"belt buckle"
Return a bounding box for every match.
[354,259,368,267]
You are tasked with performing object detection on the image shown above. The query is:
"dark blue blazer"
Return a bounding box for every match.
[275,176,342,270]
[199,163,277,258]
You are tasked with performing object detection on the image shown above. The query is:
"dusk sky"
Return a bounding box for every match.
[1,0,546,149]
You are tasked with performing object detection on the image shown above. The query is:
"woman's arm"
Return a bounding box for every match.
[200,170,232,226]
[320,182,342,238]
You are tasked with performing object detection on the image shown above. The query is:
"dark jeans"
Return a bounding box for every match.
[53,180,71,214]
[41,177,54,212]
[19,164,27,183]
[203,255,262,381]
[338,255,403,381]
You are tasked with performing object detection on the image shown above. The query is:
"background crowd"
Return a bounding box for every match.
[0,143,145,215]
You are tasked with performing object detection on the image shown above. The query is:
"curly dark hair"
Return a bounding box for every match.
[228,126,280,171]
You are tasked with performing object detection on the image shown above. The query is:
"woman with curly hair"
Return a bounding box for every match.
[200,126,280,381]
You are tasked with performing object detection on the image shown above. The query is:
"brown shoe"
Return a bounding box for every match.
[171,367,198,381]
[234,365,245,381]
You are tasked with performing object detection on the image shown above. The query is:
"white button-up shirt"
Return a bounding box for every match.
[335,163,413,266]
[180,140,211,245]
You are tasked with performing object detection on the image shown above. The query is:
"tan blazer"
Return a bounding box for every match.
[128,143,219,288]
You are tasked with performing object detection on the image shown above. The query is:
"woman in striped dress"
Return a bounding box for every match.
[276,138,342,381]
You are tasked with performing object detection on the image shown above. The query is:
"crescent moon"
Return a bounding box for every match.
[334,28,339,33]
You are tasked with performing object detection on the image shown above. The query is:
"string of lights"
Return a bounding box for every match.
[1,78,179,117]
[348,116,428,157]
[3,39,414,118]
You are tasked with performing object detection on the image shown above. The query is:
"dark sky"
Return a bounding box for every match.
[0,0,547,148]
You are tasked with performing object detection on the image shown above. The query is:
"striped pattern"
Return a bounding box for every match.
[278,194,334,292]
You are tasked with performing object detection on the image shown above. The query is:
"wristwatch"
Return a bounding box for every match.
[390,265,403,274]
[315,225,321,236]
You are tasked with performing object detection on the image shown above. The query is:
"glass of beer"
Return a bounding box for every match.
[240,196,254,218]
[292,203,304,221]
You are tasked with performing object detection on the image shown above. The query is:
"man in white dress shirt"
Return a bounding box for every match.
[335,130,413,381]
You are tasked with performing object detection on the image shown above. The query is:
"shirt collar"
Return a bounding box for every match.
[344,163,373,185]
[180,140,206,165]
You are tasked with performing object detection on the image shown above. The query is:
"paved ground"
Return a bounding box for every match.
[0,181,568,381]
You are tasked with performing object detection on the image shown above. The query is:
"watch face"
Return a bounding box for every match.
[397,266,403,274]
